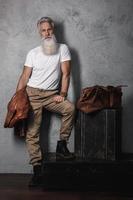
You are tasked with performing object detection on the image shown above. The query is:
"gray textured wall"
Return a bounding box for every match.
[0,0,133,173]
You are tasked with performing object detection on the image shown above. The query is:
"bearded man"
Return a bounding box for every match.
[16,17,75,186]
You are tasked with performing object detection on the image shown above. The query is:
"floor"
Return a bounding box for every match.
[0,174,133,200]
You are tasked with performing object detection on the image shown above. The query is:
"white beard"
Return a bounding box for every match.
[42,35,58,55]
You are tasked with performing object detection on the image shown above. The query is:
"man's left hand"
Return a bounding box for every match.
[53,95,65,103]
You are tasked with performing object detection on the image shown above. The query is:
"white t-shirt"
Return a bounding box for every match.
[24,44,71,90]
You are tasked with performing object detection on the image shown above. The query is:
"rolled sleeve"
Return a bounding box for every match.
[60,44,71,62]
[24,51,33,68]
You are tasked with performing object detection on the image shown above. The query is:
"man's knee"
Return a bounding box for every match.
[64,101,75,115]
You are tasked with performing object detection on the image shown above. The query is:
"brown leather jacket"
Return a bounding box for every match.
[4,87,30,128]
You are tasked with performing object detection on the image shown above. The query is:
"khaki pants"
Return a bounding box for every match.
[26,86,75,166]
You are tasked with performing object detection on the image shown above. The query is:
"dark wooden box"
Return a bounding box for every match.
[75,109,122,161]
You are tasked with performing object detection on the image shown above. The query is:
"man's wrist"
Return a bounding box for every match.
[60,91,67,97]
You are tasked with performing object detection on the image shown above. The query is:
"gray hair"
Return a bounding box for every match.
[37,17,54,28]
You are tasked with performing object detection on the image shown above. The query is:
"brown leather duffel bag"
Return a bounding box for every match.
[76,85,123,113]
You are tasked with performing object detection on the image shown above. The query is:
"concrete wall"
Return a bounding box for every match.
[0,0,133,173]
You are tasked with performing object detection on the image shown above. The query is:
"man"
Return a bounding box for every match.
[16,17,75,186]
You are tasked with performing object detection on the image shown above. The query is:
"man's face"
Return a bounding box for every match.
[39,22,54,39]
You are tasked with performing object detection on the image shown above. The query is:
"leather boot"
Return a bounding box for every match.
[29,165,42,187]
[56,140,75,161]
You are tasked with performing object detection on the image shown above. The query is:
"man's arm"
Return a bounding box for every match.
[16,66,32,91]
[60,60,71,96]
[53,60,71,103]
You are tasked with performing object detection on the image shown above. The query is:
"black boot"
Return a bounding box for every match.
[29,165,42,187]
[56,140,75,161]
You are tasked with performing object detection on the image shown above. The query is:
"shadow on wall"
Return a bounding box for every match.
[55,22,82,100]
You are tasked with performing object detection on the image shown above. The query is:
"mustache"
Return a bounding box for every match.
[42,35,56,41]
[43,36,52,40]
